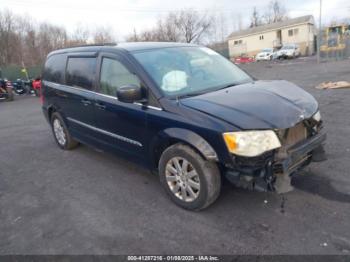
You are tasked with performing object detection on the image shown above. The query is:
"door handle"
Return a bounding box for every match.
[95,102,106,110]
[56,91,67,98]
[81,99,91,106]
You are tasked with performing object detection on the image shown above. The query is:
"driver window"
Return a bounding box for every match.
[100,57,140,96]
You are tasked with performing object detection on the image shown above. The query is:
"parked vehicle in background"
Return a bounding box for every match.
[256,48,278,61]
[0,78,14,101]
[32,77,41,97]
[25,79,36,95]
[12,79,27,95]
[277,44,300,59]
[42,43,326,210]
[233,54,255,64]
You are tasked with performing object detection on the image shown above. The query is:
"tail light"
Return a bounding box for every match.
[40,86,44,104]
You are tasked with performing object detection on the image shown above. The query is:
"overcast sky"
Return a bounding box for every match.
[1,0,349,40]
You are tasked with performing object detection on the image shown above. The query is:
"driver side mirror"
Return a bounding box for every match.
[116,84,144,103]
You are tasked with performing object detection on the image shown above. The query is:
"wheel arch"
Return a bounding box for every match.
[47,105,57,121]
[149,128,219,169]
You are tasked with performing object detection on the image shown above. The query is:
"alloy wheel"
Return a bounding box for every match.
[53,118,66,146]
[165,157,200,202]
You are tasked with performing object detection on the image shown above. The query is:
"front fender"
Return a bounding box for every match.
[150,128,218,165]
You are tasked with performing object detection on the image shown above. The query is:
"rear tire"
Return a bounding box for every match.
[159,143,221,211]
[51,112,79,150]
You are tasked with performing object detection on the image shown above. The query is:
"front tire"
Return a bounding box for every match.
[51,112,79,150]
[159,143,221,211]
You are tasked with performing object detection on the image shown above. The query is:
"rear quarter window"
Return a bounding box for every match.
[43,54,66,84]
[66,57,97,90]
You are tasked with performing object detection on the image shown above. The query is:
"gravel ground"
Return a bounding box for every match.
[0,57,350,255]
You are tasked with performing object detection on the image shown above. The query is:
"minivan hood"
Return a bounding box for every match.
[180,80,318,130]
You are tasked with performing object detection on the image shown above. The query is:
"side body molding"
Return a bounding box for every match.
[162,128,218,161]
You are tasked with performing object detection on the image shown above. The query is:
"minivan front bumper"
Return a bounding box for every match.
[275,130,327,174]
[225,130,327,192]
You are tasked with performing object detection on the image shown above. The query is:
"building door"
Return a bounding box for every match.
[277,30,282,47]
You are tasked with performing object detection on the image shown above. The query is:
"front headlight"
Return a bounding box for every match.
[223,130,281,157]
[313,110,321,122]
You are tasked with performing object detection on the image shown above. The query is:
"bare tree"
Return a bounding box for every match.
[68,24,90,46]
[36,23,67,62]
[263,0,288,24]
[236,13,243,31]
[0,9,16,66]
[92,26,116,44]
[249,7,261,28]
[175,9,212,43]
[212,13,228,42]
[127,28,139,42]
[156,13,181,42]
[0,9,121,69]
[126,9,213,44]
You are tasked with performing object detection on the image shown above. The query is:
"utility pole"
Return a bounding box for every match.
[317,0,322,63]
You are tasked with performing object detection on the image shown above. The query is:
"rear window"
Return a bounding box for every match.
[66,57,96,90]
[43,54,66,84]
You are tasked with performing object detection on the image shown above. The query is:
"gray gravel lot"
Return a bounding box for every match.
[1,57,350,255]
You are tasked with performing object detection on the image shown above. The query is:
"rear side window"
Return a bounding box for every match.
[66,57,96,90]
[43,54,66,84]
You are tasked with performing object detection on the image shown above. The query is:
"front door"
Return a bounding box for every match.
[93,53,147,159]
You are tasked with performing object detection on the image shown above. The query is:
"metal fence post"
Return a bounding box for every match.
[317,0,322,63]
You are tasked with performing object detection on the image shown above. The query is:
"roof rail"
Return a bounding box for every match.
[70,42,117,48]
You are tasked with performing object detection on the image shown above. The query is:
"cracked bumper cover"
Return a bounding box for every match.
[277,130,327,174]
[225,131,327,190]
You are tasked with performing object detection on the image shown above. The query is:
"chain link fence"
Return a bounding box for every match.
[0,65,42,81]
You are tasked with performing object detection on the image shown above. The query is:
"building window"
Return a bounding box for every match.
[259,35,264,40]
[288,28,299,36]
[233,40,242,45]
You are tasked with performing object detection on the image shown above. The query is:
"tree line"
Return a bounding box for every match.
[127,1,289,42]
[0,1,288,68]
[0,9,116,68]
[249,1,288,28]
[126,9,213,43]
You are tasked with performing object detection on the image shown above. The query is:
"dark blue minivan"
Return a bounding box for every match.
[42,42,326,210]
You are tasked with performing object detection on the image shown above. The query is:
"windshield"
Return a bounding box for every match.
[262,48,273,52]
[132,46,252,97]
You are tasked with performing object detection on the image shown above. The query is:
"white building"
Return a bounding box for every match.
[228,15,316,58]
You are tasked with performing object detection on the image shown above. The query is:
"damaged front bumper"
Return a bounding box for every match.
[225,130,327,193]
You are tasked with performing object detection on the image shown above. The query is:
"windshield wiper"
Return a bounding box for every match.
[175,82,246,100]
[217,83,239,90]
[177,91,207,99]
[176,83,239,99]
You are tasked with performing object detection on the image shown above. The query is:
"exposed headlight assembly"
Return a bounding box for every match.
[223,130,281,157]
[313,110,321,122]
